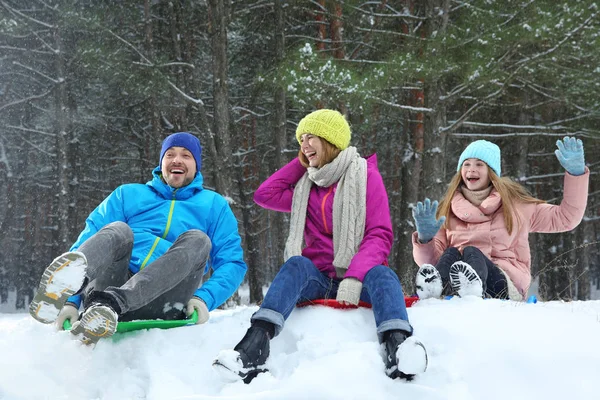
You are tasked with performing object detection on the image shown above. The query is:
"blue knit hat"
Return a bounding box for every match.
[457,140,501,176]
[159,132,202,172]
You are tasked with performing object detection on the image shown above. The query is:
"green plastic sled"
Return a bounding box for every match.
[63,310,198,333]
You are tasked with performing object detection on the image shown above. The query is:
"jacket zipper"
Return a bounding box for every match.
[140,190,177,269]
[321,186,334,234]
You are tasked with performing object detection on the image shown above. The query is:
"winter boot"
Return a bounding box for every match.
[383,330,428,381]
[70,291,121,345]
[449,261,483,297]
[415,264,443,299]
[213,325,271,384]
[29,252,87,324]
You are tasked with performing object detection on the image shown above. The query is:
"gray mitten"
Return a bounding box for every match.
[336,278,363,306]
[55,303,79,331]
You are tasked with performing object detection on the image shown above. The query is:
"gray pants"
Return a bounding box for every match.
[77,221,211,321]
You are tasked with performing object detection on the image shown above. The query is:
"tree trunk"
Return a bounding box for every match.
[268,0,288,272]
[330,1,344,59]
[315,0,327,52]
[53,25,71,249]
[236,111,264,304]
[208,0,234,198]
[144,0,161,172]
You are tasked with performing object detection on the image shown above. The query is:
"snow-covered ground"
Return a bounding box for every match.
[1,296,599,400]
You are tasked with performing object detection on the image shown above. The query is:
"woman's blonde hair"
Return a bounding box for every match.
[298,136,341,168]
[437,166,545,235]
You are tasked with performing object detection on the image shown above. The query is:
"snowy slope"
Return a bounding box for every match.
[1,297,599,400]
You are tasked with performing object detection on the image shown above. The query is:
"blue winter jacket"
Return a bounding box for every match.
[66,166,247,311]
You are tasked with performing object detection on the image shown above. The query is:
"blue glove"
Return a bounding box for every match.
[555,136,585,176]
[412,198,446,243]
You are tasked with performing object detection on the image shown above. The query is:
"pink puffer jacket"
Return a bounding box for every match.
[413,169,589,296]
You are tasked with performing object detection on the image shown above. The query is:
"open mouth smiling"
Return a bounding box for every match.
[305,151,316,161]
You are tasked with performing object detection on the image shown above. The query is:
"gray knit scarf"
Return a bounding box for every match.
[284,146,368,278]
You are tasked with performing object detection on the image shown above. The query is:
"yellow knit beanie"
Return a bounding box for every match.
[295,109,351,150]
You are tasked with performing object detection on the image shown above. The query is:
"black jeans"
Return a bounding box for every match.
[435,246,508,298]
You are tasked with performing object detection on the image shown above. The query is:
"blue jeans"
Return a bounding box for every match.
[252,256,413,342]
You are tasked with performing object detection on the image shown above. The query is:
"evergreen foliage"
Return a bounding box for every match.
[0,0,598,308]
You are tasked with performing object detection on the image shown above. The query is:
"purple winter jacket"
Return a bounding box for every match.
[253,154,393,282]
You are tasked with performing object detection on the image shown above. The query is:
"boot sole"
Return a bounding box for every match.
[213,352,268,384]
[415,264,443,299]
[449,261,483,297]
[212,359,245,383]
[29,252,87,324]
[70,305,117,345]
[397,336,428,376]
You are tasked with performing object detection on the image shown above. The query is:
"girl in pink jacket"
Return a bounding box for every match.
[214,109,428,384]
[412,137,589,301]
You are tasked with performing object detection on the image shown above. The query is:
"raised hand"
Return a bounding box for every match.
[555,136,585,176]
[412,198,446,243]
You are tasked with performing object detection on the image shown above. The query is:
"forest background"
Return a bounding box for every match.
[1,0,599,310]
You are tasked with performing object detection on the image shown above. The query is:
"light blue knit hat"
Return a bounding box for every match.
[457,140,501,176]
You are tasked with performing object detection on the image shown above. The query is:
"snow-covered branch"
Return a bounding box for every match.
[515,12,597,66]
[105,29,153,66]
[0,45,54,55]
[368,95,432,112]
[6,125,55,137]
[517,77,591,114]
[20,136,55,157]
[0,90,52,112]
[0,1,55,28]
[349,3,426,20]
[457,122,566,131]
[167,81,205,105]
[12,61,58,83]
[451,132,582,138]
[32,30,58,54]
[516,172,565,182]
[442,61,528,133]
[353,27,427,41]
[440,99,486,133]
[157,62,196,69]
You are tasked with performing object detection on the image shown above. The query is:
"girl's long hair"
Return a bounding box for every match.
[298,137,341,168]
[437,166,545,235]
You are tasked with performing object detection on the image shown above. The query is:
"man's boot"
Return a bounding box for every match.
[70,291,121,345]
[29,252,87,324]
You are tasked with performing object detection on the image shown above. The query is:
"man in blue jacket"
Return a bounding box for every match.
[29,132,247,344]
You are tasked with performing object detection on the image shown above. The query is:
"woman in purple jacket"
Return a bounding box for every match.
[213,109,427,383]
